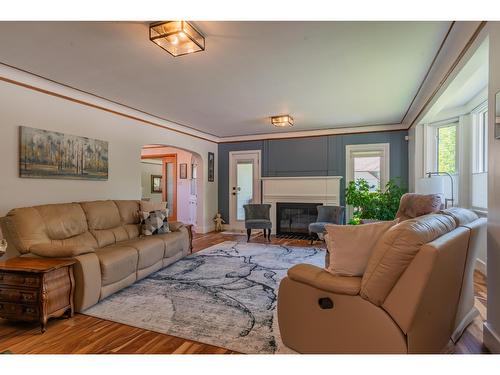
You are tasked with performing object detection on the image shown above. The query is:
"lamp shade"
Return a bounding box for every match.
[416,176,445,204]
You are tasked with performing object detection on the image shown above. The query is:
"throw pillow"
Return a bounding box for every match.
[140,200,167,213]
[325,219,398,277]
[141,209,171,236]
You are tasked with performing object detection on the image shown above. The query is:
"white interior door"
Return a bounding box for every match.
[229,150,261,231]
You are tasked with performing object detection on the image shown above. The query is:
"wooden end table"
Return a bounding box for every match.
[0,257,75,333]
[186,224,194,253]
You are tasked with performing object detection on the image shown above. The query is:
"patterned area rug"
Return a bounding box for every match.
[84,241,325,354]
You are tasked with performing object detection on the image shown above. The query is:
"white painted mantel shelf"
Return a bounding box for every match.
[261,176,343,234]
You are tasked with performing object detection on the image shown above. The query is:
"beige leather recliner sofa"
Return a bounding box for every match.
[277,208,486,353]
[0,200,191,312]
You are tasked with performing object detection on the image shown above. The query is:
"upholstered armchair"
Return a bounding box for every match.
[309,205,345,244]
[278,209,486,353]
[243,204,272,242]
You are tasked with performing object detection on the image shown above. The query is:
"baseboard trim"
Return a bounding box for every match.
[195,224,215,234]
[483,322,500,353]
[475,258,487,276]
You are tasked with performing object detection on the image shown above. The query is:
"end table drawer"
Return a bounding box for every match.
[0,272,41,287]
[0,302,39,320]
[0,288,38,303]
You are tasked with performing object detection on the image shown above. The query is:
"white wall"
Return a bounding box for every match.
[485,22,500,353]
[0,64,218,260]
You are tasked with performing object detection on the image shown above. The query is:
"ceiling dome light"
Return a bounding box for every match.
[150,21,205,57]
[271,115,294,128]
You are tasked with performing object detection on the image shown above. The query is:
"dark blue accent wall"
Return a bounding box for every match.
[218,130,408,223]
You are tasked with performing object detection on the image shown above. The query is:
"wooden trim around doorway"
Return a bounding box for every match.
[141,153,177,221]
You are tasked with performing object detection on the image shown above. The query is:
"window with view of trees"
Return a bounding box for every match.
[437,124,457,174]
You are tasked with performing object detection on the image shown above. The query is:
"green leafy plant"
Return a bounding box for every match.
[345,178,406,224]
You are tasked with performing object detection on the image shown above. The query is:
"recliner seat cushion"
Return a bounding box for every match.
[245,219,272,229]
[121,237,165,269]
[308,222,329,234]
[96,245,138,286]
[361,214,456,306]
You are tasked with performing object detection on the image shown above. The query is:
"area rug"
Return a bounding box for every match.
[84,241,325,354]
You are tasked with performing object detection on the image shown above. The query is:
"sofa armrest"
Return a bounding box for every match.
[169,221,184,232]
[287,264,361,295]
[29,243,94,258]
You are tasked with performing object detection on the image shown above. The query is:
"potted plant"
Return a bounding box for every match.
[345,178,406,224]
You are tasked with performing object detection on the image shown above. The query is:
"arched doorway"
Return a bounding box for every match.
[140,144,204,232]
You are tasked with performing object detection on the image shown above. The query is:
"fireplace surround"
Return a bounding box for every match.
[262,176,342,234]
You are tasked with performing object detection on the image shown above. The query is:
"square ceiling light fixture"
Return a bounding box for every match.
[271,115,294,128]
[149,21,205,57]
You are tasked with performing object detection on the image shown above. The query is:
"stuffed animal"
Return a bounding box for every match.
[214,213,225,232]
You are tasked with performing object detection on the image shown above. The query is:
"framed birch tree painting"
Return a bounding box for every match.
[19,126,108,180]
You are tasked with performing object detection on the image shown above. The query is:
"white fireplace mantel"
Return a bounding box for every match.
[262,176,342,234]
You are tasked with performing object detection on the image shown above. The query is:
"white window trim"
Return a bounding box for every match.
[472,101,488,174]
[345,143,390,220]
[426,119,459,176]
[345,143,390,188]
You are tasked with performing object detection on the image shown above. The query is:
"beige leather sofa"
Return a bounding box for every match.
[277,208,486,353]
[0,200,191,312]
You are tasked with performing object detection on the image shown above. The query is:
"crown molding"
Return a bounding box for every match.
[217,123,408,143]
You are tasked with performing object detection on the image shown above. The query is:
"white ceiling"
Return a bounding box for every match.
[0,21,451,137]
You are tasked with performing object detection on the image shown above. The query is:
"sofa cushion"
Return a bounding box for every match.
[157,230,186,258]
[361,214,456,306]
[441,207,479,226]
[6,204,97,254]
[114,200,141,240]
[114,200,141,225]
[121,237,165,270]
[36,203,89,240]
[325,220,398,277]
[95,245,138,286]
[81,201,129,247]
[81,201,122,230]
[169,221,184,232]
[396,193,442,221]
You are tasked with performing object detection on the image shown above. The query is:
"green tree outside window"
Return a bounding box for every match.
[437,125,457,174]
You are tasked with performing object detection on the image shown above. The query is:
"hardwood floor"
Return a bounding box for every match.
[0,231,489,354]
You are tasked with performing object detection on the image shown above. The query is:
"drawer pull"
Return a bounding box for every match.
[22,293,34,301]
